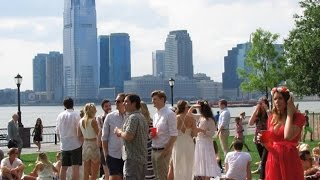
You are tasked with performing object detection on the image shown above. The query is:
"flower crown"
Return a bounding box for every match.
[271,86,292,96]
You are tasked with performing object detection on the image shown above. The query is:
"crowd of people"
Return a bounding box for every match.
[0,86,319,180]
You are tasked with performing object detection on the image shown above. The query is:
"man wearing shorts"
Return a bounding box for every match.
[102,93,126,180]
[56,97,82,180]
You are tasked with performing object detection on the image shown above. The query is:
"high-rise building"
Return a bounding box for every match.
[152,50,165,78]
[63,0,99,100]
[33,54,47,92]
[164,30,193,79]
[46,52,63,102]
[222,43,250,100]
[98,35,110,88]
[109,33,131,94]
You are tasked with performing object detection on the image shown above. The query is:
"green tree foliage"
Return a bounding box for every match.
[284,0,320,96]
[238,28,287,99]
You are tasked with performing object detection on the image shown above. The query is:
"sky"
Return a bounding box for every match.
[0,0,301,90]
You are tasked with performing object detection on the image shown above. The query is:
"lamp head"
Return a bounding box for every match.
[168,78,175,87]
[14,74,23,85]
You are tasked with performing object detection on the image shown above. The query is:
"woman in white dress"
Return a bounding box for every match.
[168,100,198,180]
[193,100,221,180]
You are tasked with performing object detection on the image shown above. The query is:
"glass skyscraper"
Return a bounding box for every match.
[164,30,193,79]
[109,33,131,94]
[152,50,165,78]
[98,35,110,88]
[46,52,63,102]
[33,54,47,92]
[63,0,99,100]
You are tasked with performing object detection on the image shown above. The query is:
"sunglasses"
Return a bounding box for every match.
[115,100,123,104]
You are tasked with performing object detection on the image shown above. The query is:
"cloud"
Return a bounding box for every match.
[0,0,301,90]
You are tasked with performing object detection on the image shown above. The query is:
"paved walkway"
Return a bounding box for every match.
[1,143,60,155]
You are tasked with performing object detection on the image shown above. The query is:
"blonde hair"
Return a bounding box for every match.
[82,103,97,129]
[36,152,51,166]
[140,101,151,123]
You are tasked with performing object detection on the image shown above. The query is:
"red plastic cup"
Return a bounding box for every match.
[151,127,157,137]
[260,130,271,144]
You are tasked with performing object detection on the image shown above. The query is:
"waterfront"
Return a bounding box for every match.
[0,101,319,128]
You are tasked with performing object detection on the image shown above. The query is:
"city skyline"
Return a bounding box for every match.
[0,0,300,90]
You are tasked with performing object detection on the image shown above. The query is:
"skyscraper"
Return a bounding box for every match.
[98,35,110,88]
[33,54,47,92]
[152,50,165,78]
[63,0,99,100]
[109,33,131,94]
[46,52,63,102]
[164,30,193,79]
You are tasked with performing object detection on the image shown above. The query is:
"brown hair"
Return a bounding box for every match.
[151,90,167,102]
[7,148,18,155]
[271,91,290,125]
[140,101,151,123]
[219,99,227,106]
[176,100,188,115]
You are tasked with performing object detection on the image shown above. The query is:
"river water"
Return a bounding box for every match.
[0,101,319,128]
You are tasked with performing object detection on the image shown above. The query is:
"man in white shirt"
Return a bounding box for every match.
[217,99,231,156]
[224,140,252,180]
[102,93,126,180]
[56,97,82,180]
[151,90,178,180]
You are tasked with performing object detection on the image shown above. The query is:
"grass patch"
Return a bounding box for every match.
[20,151,58,173]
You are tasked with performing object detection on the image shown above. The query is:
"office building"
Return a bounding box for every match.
[63,0,99,100]
[33,54,47,92]
[109,33,131,94]
[46,52,63,102]
[98,35,110,88]
[152,50,165,78]
[164,30,193,79]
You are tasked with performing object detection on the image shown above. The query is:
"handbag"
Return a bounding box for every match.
[7,139,18,148]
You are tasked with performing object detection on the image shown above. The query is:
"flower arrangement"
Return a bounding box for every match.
[271,86,293,96]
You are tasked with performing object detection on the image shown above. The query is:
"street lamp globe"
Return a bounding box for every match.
[14,74,23,86]
[169,78,175,87]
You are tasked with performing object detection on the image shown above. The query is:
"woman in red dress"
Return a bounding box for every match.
[261,86,305,180]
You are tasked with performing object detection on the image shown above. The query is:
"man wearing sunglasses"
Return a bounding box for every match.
[102,93,126,180]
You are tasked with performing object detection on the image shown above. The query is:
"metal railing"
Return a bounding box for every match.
[0,126,59,147]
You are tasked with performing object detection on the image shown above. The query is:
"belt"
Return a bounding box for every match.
[84,138,97,141]
[222,129,229,130]
[152,147,165,151]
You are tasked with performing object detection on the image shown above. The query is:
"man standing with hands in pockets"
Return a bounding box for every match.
[150,90,178,180]
[217,99,231,157]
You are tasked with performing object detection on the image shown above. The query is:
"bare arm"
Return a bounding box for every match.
[77,122,84,144]
[249,105,260,126]
[246,161,251,180]
[284,97,300,140]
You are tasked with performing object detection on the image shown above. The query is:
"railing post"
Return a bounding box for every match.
[55,133,57,145]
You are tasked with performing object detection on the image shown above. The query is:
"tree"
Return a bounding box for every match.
[284,0,320,96]
[238,28,287,99]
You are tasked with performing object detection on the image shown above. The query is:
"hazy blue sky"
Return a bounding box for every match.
[0,0,301,90]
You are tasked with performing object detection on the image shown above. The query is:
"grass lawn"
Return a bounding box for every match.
[20,135,318,178]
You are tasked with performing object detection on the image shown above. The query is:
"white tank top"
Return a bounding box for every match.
[79,118,97,139]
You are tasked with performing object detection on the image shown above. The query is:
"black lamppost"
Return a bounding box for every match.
[14,74,23,127]
[168,78,175,107]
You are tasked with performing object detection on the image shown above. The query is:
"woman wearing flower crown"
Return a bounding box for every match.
[259,86,305,180]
